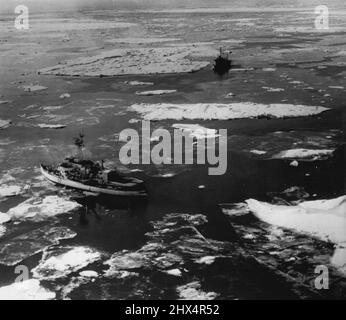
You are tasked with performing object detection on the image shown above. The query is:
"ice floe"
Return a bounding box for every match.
[194,256,217,265]
[0,119,11,129]
[38,47,211,76]
[37,124,66,129]
[250,150,267,155]
[32,246,102,280]
[59,93,71,99]
[172,124,220,139]
[7,195,82,221]
[262,68,276,72]
[79,270,98,278]
[0,213,11,224]
[177,281,218,300]
[0,279,55,300]
[272,148,335,160]
[0,185,23,198]
[290,160,299,167]
[136,90,177,96]
[228,130,341,159]
[246,196,346,273]
[130,103,329,121]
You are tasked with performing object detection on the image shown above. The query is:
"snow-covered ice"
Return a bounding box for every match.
[7,195,82,221]
[272,148,335,160]
[0,280,55,300]
[172,124,220,139]
[130,103,329,121]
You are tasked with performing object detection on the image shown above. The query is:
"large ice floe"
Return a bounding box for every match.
[129,103,328,121]
[0,185,26,198]
[246,196,346,274]
[272,148,335,161]
[0,279,55,300]
[7,195,82,221]
[177,281,218,300]
[38,47,211,76]
[32,246,102,280]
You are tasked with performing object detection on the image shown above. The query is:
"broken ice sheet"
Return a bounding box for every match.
[129,103,329,121]
[104,213,225,279]
[7,195,82,221]
[38,47,210,76]
[32,246,102,280]
[0,120,11,129]
[135,90,177,96]
[221,194,346,291]
[0,225,77,266]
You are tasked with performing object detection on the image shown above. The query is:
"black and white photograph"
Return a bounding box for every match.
[0,0,345,303]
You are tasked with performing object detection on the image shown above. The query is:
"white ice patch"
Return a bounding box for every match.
[7,195,82,221]
[107,37,180,44]
[32,246,101,280]
[37,124,66,129]
[38,47,210,76]
[79,270,98,278]
[272,148,334,160]
[262,68,276,72]
[172,124,220,139]
[194,256,217,265]
[0,225,5,238]
[250,150,267,155]
[59,93,71,99]
[0,119,11,129]
[165,269,182,277]
[0,185,23,198]
[177,281,218,300]
[0,213,11,224]
[130,103,328,121]
[0,279,55,300]
[136,90,177,96]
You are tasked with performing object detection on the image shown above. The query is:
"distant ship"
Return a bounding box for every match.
[41,157,147,197]
[213,48,232,76]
